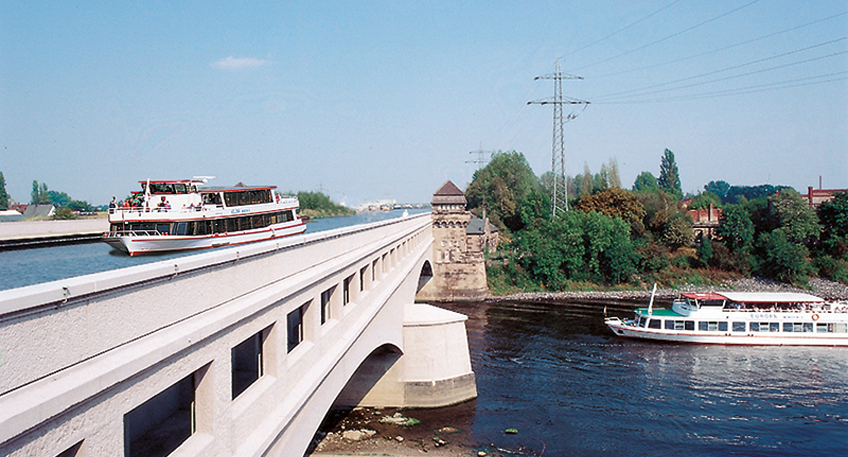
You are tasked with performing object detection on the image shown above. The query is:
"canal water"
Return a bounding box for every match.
[436,299,848,457]
[0,209,427,291]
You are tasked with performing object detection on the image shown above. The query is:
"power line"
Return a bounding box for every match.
[561,0,684,59]
[593,48,848,103]
[589,11,848,79]
[528,59,590,217]
[571,0,762,72]
[592,38,847,102]
[592,71,848,104]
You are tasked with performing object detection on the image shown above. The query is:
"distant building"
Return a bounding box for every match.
[416,180,497,300]
[0,209,23,222]
[22,203,55,219]
[802,186,846,208]
[686,203,722,242]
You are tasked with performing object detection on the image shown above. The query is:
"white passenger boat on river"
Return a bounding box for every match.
[104,178,306,256]
[604,288,848,346]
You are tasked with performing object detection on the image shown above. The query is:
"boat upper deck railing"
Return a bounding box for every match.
[106,229,163,237]
[108,196,300,216]
[722,303,848,313]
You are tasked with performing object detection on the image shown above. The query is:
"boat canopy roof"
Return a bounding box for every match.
[680,291,824,303]
[138,180,278,193]
[199,185,277,193]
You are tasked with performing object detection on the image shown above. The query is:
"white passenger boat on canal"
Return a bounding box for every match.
[104,178,306,256]
[604,288,848,346]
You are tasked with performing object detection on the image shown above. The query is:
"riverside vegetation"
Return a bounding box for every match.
[467,150,848,294]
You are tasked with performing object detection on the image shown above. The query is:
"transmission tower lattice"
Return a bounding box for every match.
[528,58,589,217]
[466,145,493,170]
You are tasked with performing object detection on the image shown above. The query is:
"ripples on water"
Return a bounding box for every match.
[441,300,848,457]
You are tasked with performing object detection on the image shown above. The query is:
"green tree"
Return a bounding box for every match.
[466,150,544,232]
[818,191,848,238]
[636,188,677,240]
[46,190,72,208]
[704,180,731,203]
[662,214,694,250]
[52,207,75,220]
[658,148,682,199]
[68,200,94,212]
[632,171,658,192]
[31,181,50,204]
[767,188,820,243]
[689,192,721,210]
[696,236,714,267]
[0,171,9,210]
[716,204,755,252]
[756,230,812,283]
[515,210,635,286]
[296,191,354,217]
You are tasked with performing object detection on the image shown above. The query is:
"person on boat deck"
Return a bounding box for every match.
[158,196,170,211]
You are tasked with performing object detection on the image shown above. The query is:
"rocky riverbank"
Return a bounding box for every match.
[486,277,848,302]
[308,404,482,457]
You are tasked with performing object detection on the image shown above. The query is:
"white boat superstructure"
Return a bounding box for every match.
[605,290,848,346]
[103,178,306,256]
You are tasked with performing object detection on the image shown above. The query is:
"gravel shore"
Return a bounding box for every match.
[486,277,848,302]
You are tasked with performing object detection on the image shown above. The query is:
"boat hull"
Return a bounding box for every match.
[103,222,306,256]
[605,317,848,346]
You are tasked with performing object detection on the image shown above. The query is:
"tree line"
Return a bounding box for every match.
[466,150,847,293]
[0,173,95,218]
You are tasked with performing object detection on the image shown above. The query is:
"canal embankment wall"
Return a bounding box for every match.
[0,219,108,248]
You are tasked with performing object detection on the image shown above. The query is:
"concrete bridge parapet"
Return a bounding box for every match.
[0,212,477,457]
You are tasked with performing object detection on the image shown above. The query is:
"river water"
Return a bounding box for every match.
[437,299,848,457]
[0,209,426,291]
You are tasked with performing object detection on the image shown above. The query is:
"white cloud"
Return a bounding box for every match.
[211,56,271,70]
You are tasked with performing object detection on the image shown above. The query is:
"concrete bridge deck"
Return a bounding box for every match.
[0,212,476,457]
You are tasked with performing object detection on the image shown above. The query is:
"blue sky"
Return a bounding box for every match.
[1,1,845,206]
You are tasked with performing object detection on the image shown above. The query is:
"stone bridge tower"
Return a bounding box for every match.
[416,180,491,300]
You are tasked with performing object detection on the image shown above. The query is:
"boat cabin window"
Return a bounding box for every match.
[223,189,272,207]
[750,322,779,332]
[202,192,222,206]
[665,320,694,331]
[698,321,727,332]
[648,319,661,329]
[144,182,189,195]
[783,322,814,333]
[816,323,844,333]
[732,322,745,332]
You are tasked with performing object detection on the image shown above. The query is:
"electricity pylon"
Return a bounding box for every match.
[466,144,493,170]
[528,58,589,217]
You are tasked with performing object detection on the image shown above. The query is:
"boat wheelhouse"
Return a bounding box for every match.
[103,178,306,256]
[604,289,848,346]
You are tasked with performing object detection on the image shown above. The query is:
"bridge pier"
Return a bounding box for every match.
[336,303,477,409]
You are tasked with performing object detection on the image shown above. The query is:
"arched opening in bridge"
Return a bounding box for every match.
[307,343,402,453]
[417,260,433,293]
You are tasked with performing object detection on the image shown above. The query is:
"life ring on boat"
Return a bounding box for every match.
[811,313,820,321]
